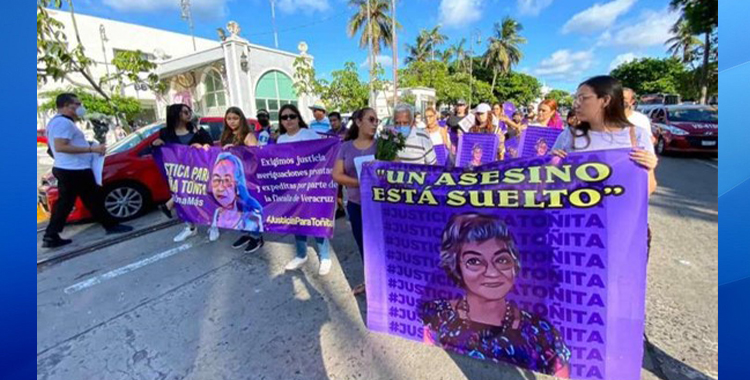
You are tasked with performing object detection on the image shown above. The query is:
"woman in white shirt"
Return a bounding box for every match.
[276,104,334,276]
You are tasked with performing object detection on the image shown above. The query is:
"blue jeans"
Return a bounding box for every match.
[346,202,364,259]
[294,235,330,260]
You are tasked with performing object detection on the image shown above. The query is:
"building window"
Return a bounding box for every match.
[255,70,296,121]
[203,70,226,114]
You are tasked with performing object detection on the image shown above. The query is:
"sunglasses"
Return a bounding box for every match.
[367,116,379,124]
[279,114,299,121]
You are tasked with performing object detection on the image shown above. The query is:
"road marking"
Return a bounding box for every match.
[693,159,718,170]
[64,242,195,294]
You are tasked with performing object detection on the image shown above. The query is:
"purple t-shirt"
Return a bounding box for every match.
[337,140,376,204]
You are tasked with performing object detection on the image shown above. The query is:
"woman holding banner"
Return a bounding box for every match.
[420,212,571,377]
[531,99,564,129]
[469,103,505,160]
[551,75,658,195]
[333,107,378,295]
[424,107,453,162]
[217,107,265,253]
[152,103,214,243]
[276,104,334,276]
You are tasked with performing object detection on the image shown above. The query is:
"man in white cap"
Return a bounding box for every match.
[308,103,330,134]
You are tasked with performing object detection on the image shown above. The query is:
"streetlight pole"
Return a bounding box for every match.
[391,0,398,108]
[99,24,110,77]
[270,0,279,49]
[180,0,197,51]
[468,29,481,108]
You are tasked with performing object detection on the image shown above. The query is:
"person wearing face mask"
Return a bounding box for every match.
[276,104,335,276]
[393,104,438,165]
[43,93,133,248]
[332,107,379,295]
[255,109,273,146]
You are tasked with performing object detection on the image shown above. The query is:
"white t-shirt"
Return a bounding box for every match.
[276,127,321,144]
[627,111,652,134]
[46,115,93,170]
[552,126,655,154]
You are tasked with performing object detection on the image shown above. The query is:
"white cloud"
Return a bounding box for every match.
[102,0,227,19]
[607,8,680,47]
[439,0,484,28]
[608,52,640,71]
[533,49,595,81]
[360,54,393,69]
[276,0,330,14]
[517,0,554,16]
[562,0,636,34]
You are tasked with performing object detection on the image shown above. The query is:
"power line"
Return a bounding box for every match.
[246,9,350,37]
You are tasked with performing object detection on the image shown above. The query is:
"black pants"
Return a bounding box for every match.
[346,202,364,259]
[44,167,116,238]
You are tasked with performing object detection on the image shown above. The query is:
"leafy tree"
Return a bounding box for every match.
[40,88,143,123]
[399,93,416,107]
[669,0,717,103]
[424,25,448,62]
[666,20,702,66]
[610,57,688,96]
[320,62,370,112]
[546,89,574,109]
[493,72,542,106]
[106,50,166,94]
[404,32,430,64]
[482,17,526,91]
[293,55,323,98]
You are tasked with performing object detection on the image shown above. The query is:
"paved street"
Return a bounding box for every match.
[36,156,718,380]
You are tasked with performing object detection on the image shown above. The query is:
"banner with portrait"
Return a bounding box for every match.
[517,125,564,158]
[154,138,340,238]
[361,149,649,380]
[456,133,500,168]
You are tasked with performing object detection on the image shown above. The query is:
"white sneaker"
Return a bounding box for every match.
[318,259,332,276]
[285,256,308,271]
[208,226,220,242]
[173,226,197,242]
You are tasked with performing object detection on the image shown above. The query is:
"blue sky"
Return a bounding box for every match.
[69,0,680,92]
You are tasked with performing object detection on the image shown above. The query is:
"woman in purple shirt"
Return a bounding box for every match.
[332,107,378,295]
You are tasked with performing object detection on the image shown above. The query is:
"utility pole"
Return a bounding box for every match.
[468,29,481,108]
[180,0,197,51]
[367,0,374,107]
[270,0,279,49]
[99,24,110,77]
[391,0,398,108]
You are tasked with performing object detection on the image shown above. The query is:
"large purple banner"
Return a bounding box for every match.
[361,149,649,380]
[154,138,340,238]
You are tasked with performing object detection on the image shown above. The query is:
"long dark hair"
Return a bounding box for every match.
[220,107,251,146]
[571,75,633,149]
[166,103,195,133]
[470,111,495,134]
[278,104,308,135]
[345,107,376,141]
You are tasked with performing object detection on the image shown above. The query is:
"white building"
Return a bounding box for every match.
[38,9,315,129]
[373,85,436,119]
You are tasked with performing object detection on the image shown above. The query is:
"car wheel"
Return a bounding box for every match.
[656,137,668,156]
[103,183,149,221]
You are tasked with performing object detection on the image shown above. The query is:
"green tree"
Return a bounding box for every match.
[493,72,542,106]
[319,62,370,112]
[546,89,574,108]
[669,0,717,104]
[293,55,323,97]
[666,20,702,66]
[447,38,469,73]
[482,17,526,91]
[40,87,143,123]
[106,50,166,94]
[348,0,401,97]
[399,93,417,107]
[424,25,448,62]
[610,57,688,96]
[404,32,430,64]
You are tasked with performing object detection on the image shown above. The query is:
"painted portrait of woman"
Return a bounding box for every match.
[419,212,571,377]
[210,152,263,233]
[535,138,550,156]
[470,144,484,167]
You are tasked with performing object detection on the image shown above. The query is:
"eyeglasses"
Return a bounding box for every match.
[574,94,597,102]
[367,116,379,124]
[279,114,299,121]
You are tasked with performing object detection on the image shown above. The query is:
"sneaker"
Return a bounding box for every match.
[42,236,72,249]
[318,258,332,276]
[106,224,134,234]
[244,236,264,253]
[158,204,173,219]
[208,226,220,242]
[284,256,308,271]
[232,235,252,249]
[173,226,197,242]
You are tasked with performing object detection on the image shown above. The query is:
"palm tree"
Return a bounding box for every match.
[404,31,430,64]
[436,48,454,65]
[348,0,400,56]
[666,19,702,67]
[482,17,526,91]
[450,38,468,72]
[424,25,448,62]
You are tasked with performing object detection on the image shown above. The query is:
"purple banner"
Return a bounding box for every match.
[505,134,521,159]
[517,126,563,158]
[456,133,500,168]
[434,144,449,166]
[361,149,649,380]
[154,138,340,238]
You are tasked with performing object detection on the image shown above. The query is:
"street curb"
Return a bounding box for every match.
[37,219,181,271]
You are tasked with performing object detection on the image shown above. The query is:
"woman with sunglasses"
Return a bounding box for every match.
[152,103,214,242]
[332,107,378,294]
[276,104,334,276]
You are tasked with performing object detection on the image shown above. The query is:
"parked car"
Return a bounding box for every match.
[647,105,718,155]
[38,117,258,223]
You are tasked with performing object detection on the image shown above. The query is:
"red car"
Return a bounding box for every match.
[38,117,260,222]
[648,105,718,155]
